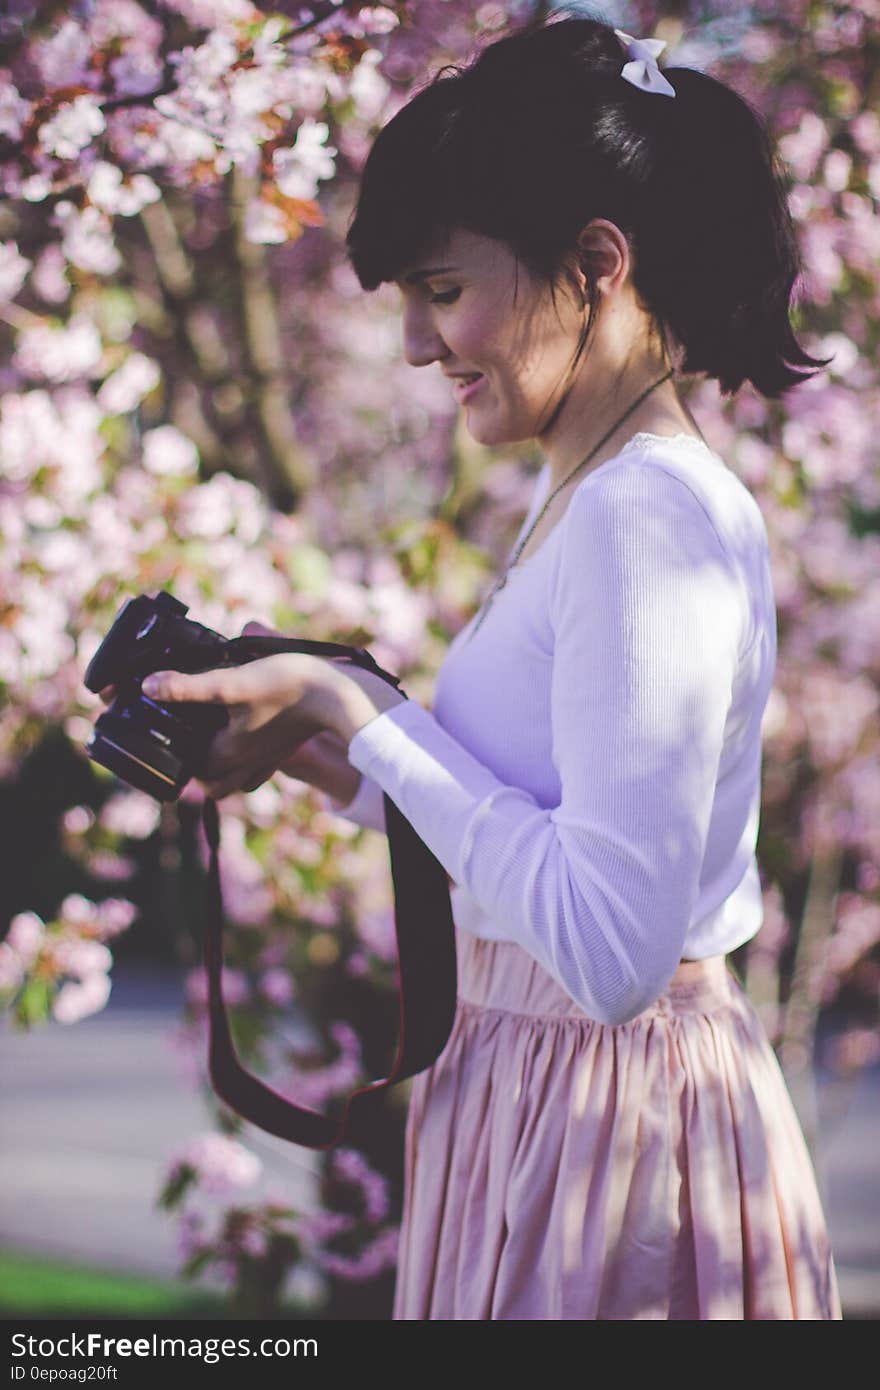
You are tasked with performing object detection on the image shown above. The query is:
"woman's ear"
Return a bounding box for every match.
[575,218,631,298]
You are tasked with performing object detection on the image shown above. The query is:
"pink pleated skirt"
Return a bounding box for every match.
[392,928,842,1320]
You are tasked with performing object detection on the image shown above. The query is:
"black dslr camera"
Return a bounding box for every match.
[82,590,457,1149]
[83,591,387,803]
[83,592,261,802]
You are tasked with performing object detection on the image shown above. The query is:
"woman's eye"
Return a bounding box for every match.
[429,288,461,305]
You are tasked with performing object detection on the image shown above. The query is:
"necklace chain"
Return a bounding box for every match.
[467,369,674,639]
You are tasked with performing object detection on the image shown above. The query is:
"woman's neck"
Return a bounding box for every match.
[537,362,702,493]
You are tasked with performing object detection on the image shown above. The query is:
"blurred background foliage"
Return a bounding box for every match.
[0,0,878,1317]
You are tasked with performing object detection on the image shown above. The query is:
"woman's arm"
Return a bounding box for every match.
[330,462,743,1024]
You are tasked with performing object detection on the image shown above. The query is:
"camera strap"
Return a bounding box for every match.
[198,639,458,1149]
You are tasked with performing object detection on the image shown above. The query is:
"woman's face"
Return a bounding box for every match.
[394,227,585,448]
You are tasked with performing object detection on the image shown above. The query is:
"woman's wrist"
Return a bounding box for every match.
[316,663,406,749]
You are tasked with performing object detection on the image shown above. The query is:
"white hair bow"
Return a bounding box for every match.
[613,29,677,99]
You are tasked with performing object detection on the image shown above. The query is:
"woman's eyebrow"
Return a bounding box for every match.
[404,265,463,283]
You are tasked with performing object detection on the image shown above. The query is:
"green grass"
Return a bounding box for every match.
[0,1249,230,1320]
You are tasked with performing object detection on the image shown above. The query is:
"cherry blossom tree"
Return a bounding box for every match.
[1,0,877,1316]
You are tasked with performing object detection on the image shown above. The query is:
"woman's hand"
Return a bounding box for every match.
[126,620,405,800]
[97,628,456,885]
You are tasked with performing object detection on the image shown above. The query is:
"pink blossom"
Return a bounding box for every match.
[53,202,121,276]
[346,951,370,978]
[109,50,164,100]
[164,0,256,24]
[272,120,337,201]
[839,192,880,278]
[51,936,113,978]
[812,331,860,380]
[89,0,164,47]
[63,806,95,836]
[6,912,46,968]
[87,850,137,882]
[795,667,873,767]
[87,162,160,217]
[0,242,31,304]
[355,8,401,36]
[100,790,162,839]
[295,1209,355,1246]
[243,200,287,245]
[97,353,161,414]
[38,97,106,161]
[176,473,267,541]
[259,968,294,1007]
[352,900,396,963]
[210,814,275,926]
[344,47,392,121]
[175,1132,262,1195]
[21,174,53,204]
[242,782,282,827]
[53,971,112,1024]
[332,1147,390,1224]
[142,424,199,476]
[32,19,94,92]
[851,110,880,158]
[283,1020,363,1107]
[14,317,103,384]
[238,1224,269,1258]
[94,899,138,937]
[778,111,829,181]
[272,61,330,118]
[186,965,250,1009]
[318,1225,399,1280]
[31,245,70,305]
[57,896,93,928]
[799,220,843,303]
[11,578,76,679]
[822,149,852,194]
[0,78,30,142]
[0,942,24,992]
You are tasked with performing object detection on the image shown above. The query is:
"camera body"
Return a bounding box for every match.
[82,592,457,1147]
[83,592,254,802]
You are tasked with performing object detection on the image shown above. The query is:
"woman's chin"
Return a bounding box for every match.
[465,413,521,449]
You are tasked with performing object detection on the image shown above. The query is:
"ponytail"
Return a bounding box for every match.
[628,64,830,396]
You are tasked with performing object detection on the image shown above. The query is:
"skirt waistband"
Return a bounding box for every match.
[456,932,737,1022]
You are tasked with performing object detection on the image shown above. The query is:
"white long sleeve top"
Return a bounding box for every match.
[322,432,778,1026]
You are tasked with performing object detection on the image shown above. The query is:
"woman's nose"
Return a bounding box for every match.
[402,301,447,368]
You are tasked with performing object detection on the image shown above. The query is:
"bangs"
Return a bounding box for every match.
[345,72,477,291]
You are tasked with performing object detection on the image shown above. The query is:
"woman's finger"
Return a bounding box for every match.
[199,763,276,800]
[142,669,231,703]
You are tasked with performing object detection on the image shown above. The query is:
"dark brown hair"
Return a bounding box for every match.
[346,9,829,398]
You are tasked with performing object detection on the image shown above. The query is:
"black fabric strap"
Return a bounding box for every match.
[199,640,458,1149]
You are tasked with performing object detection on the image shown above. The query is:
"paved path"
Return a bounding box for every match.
[0,965,319,1290]
[1,964,877,1315]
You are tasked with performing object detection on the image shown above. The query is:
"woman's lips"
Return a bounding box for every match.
[454,373,485,403]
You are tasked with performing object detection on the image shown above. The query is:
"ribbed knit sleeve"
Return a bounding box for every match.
[345,461,744,1024]
[321,771,387,833]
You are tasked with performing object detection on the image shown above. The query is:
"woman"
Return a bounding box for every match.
[137,15,842,1318]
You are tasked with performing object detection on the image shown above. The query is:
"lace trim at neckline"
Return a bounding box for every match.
[619,431,718,456]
